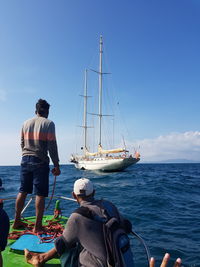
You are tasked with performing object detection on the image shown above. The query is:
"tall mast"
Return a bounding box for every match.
[83,69,88,154]
[98,35,103,146]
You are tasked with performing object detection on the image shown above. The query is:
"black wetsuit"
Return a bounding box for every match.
[0,207,9,251]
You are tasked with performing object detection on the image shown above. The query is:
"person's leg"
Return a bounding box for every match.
[13,156,33,229]
[13,192,28,228]
[33,162,49,232]
[0,208,10,265]
[33,195,45,233]
[60,245,80,267]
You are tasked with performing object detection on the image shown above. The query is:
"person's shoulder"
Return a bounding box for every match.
[100,199,120,216]
[23,117,36,125]
[43,117,53,124]
[37,117,55,127]
[100,198,116,207]
[67,210,83,223]
[44,118,55,126]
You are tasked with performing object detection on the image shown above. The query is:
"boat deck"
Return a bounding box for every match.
[3,215,68,267]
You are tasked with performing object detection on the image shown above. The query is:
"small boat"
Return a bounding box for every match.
[2,196,150,267]
[70,36,140,172]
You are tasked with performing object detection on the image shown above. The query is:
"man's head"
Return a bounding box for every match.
[73,178,95,202]
[35,99,50,118]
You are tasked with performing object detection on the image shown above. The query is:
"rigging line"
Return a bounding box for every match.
[74,91,83,154]
[102,41,119,116]
[1,197,17,201]
[103,118,114,149]
[60,196,76,202]
[45,175,57,211]
[116,102,131,141]
[131,230,151,267]
[103,43,132,142]
[1,195,76,202]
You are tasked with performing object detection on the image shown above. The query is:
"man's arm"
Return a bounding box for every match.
[21,128,24,149]
[54,213,79,255]
[47,122,60,175]
[24,213,79,266]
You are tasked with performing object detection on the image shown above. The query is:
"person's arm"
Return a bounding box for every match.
[150,253,182,267]
[54,213,79,255]
[24,214,80,266]
[47,122,60,175]
[51,166,60,176]
[21,128,24,150]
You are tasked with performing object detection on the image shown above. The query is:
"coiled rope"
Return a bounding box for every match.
[8,210,64,243]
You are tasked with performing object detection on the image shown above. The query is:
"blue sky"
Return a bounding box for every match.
[0,0,200,165]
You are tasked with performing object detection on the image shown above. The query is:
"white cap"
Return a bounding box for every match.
[73,178,94,196]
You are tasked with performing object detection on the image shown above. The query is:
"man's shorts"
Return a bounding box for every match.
[19,156,50,197]
[0,208,9,251]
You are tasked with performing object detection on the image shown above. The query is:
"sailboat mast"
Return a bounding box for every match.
[98,35,103,146]
[83,69,88,154]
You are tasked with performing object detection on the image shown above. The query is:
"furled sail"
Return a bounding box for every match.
[85,148,99,156]
[98,144,126,154]
[84,145,126,157]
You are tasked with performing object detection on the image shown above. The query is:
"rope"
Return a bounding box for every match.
[2,195,76,202]
[45,175,57,211]
[8,213,64,243]
[131,230,151,267]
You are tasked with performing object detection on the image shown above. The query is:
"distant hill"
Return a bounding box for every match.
[141,159,200,164]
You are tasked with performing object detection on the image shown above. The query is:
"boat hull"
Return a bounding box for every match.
[74,157,140,172]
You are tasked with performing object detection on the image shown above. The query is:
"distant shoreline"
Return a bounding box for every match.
[0,162,200,167]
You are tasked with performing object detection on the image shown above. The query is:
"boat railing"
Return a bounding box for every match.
[2,195,77,215]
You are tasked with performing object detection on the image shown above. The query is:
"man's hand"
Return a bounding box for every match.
[150,253,182,267]
[51,166,61,176]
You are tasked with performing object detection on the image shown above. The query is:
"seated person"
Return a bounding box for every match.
[0,200,10,267]
[24,179,183,267]
[0,179,5,191]
[25,178,133,267]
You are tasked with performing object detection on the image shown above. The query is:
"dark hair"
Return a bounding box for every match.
[35,99,50,116]
[76,191,94,200]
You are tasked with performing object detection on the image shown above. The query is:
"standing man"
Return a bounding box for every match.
[13,99,61,233]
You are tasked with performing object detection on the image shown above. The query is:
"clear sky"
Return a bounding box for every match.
[0,0,200,165]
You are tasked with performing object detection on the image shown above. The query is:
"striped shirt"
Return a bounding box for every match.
[21,116,59,166]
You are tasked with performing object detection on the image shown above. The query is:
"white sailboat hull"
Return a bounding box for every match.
[74,157,140,172]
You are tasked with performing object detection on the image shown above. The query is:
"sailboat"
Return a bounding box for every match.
[70,36,140,171]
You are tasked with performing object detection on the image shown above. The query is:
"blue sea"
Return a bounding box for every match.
[0,163,199,267]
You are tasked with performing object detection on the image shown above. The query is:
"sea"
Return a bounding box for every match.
[0,163,199,267]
